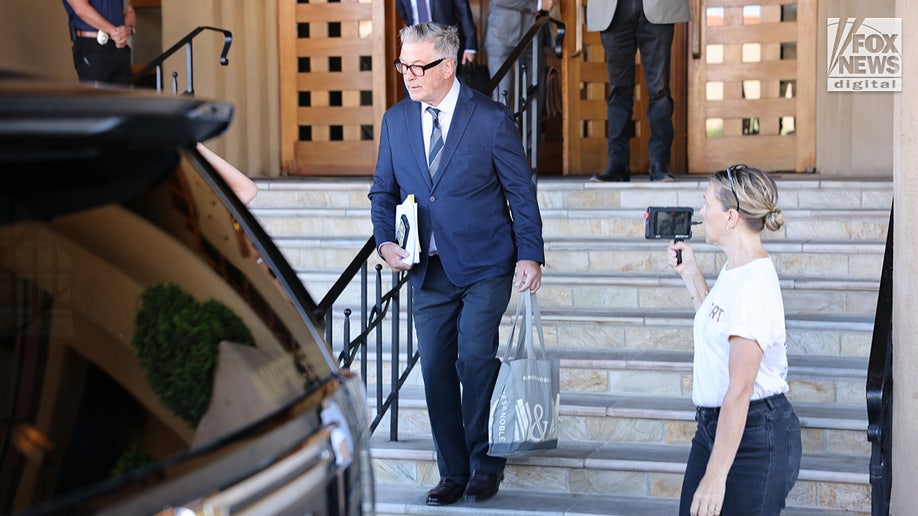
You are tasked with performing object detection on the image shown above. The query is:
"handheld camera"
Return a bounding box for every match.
[644,207,694,264]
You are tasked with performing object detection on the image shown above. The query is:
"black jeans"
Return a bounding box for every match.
[680,393,802,515]
[72,38,132,84]
[599,0,675,171]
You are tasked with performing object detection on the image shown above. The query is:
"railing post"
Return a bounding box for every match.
[389,271,401,441]
[361,262,368,388]
[185,41,195,95]
[342,307,351,368]
[374,264,384,419]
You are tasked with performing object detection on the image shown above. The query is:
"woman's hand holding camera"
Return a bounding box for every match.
[668,240,695,272]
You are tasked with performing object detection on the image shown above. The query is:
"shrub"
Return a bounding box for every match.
[110,445,154,478]
[132,283,254,426]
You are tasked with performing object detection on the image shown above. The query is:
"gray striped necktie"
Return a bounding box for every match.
[426,106,443,178]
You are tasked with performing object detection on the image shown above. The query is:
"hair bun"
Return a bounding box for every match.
[765,207,784,231]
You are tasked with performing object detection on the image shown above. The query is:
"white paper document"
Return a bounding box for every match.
[395,194,420,264]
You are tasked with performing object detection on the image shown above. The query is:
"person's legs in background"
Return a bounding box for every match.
[594,0,639,182]
[636,15,675,181]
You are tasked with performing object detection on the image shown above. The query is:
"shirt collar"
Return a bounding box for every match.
[422,78,461,117]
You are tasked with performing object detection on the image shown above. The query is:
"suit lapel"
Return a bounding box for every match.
[432,84,475,190]
[405,101,432,186]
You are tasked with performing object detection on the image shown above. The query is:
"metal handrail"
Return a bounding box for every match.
[866,203,893,516]
[127,26,232,94]
[321,236,420,441]
[484,14,565,180]
[486,13,565,97]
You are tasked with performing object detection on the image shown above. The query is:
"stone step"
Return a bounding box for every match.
[374,483,868,515]
[301,269,880,318]
[272,237,884,282]
[371,436,870,513]
[350,350,866,406]
[332,335,871,410]
[251,177,893,212]
[252,205,889,243]
[368,385,868,455]
[325,307,873,360]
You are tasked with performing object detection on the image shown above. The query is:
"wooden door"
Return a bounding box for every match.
[278,0,393,176]
[562,0,687,176]
[687,0,815,173]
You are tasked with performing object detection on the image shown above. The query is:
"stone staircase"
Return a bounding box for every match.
[249,175,891,515]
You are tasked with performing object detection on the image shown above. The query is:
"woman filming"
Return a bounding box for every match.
[669,165,802,516]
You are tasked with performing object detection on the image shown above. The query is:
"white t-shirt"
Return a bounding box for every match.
[691,257,789,408]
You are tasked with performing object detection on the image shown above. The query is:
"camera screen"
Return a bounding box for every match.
[656,210,690,235]
[645,207,693,240]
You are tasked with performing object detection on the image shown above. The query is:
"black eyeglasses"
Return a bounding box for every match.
[393,57,447,77]
[725,164,746,214]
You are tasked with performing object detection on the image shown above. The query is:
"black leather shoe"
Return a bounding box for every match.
[426,478,465,506]
[590,165,630,182]
[649,162,674,182]
[464,470,504,502]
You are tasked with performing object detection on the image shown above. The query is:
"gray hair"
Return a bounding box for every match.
[712,164,784,232]
[399,22,460,63]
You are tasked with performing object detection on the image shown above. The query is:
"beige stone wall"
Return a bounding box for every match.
[161,0,280,178]
[892,1,917,512]
[816,0,896,176]
[1,0,76,80]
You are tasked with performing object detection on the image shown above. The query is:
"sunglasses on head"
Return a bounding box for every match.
[725,164,748,213]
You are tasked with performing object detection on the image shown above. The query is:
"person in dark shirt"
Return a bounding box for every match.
[63,0,136,83]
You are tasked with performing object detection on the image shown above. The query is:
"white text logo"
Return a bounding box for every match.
[827,18,902,92]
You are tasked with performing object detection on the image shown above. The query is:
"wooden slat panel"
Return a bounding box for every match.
[705,135,796,171]
[294,3,372,22]
[795,0,816,172]
[688,0,815,173]
[279,0,389,175]
[295,141,377,166]
[705,22,797,44]
[706,97,796,117]
[706,0,790,6]
[297,39,374,56]
[705,61,797,81]
[297,71,375,91]
[278,0,298,166]
[297,106,375,125]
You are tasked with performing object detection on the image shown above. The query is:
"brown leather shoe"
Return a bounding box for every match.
[464,470,504,502]
[426,478,465,506]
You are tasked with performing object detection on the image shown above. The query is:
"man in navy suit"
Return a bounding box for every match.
[395,0,479,64]
[369,22,544,506]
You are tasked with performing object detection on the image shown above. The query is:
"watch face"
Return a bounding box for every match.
[97,30,109,45]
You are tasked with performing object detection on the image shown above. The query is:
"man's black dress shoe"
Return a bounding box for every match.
[464,470,504,502]
[649,162,674,182]
[590,165,630,182]
[426,478,465,506]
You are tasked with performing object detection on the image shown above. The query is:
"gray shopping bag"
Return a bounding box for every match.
[488,290,560,457]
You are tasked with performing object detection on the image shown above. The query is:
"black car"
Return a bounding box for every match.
[0,75,373,515]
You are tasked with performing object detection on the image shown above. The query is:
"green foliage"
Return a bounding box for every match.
[132,283,254,427]
[110,445,154,478]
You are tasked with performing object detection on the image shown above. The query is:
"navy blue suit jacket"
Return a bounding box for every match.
[369,83,544,289]
[395,0,479,52]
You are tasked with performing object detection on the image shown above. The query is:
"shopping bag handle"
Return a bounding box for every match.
[501,290,547,361]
